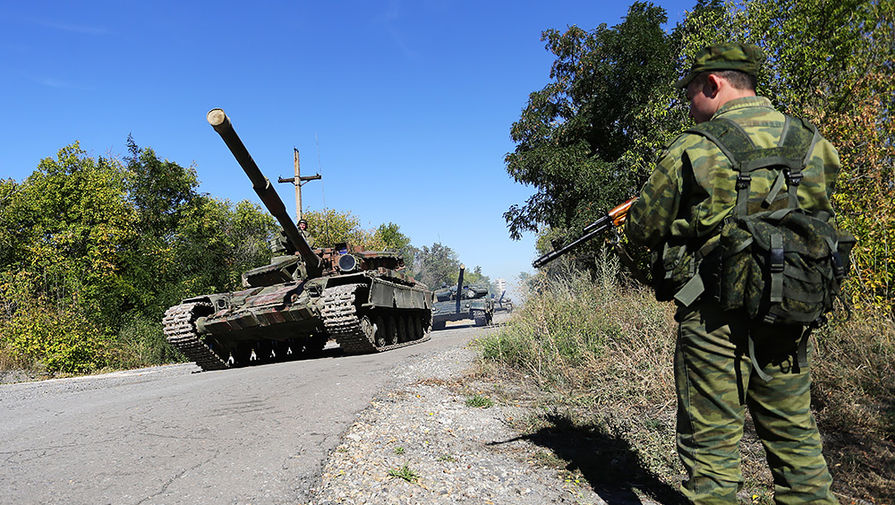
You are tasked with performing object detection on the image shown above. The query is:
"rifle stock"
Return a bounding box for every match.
[532,198,636,269]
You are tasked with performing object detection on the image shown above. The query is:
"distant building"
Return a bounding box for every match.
[495,278,507,294]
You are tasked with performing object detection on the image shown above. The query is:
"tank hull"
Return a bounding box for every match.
[431,297,493,330]
[164,271,433,371]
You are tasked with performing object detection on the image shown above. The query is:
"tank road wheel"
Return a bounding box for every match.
[404,315,414,340]
[412,315,423,340]
[284,338,301,361]
[304,334,327,356]
[386,315,399,345]
[402,315,414,342]
[374,315,388,347]
[393,315,404,343]
[360,316,375,346]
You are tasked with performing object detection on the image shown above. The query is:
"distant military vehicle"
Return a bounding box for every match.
[431,265,494,330]
[493,290,514,313]
[163,109,434,371]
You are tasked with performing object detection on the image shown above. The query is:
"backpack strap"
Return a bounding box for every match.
[686,115,817,216]
[686,118,756,217]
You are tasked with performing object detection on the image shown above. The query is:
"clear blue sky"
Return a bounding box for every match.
[1,0,694,296]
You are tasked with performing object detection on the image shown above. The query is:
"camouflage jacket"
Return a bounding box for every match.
[625,96,841,296]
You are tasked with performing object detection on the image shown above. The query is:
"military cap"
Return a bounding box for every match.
[676,43,763,88]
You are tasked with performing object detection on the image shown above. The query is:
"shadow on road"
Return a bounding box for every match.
[490,412,686,505]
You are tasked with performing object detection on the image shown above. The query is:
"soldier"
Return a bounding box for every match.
[625,44,840,504]
[297,218,314,247]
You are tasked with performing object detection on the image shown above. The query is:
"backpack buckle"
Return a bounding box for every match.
[770,248,785,272]
[736,174,752,190]
[784,168,803,186]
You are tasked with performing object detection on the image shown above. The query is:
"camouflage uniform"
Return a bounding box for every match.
[626,45,840,505]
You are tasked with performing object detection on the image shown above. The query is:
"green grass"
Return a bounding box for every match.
[393,446,405,455]
[465,394,494,408]
[387,464,419,483]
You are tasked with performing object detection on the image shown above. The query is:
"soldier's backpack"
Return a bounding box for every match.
[683,116,856,380]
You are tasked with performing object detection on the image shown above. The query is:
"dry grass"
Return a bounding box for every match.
[475,258,894,504]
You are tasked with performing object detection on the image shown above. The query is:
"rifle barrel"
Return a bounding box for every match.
[532,222,612,268]
[530,198,637,269]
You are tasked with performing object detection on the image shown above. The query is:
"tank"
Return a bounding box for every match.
[162,109,434,371]
[430,265,494,330]
[493,290,514,313]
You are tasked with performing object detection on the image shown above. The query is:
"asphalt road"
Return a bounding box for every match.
[0,319,501,505]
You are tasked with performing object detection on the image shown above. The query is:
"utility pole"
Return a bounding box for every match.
[278,148,321,221]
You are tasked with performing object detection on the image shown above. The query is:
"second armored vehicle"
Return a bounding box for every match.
[493,290,514,313]
[163,109,433,371]
[431,265,494,330]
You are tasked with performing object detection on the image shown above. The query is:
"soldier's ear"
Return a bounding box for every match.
[705,73,723,97]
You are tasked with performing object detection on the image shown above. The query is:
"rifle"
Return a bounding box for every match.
[532,198,637,269]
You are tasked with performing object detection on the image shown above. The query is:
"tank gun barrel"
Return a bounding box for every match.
[207,109,322,277]
[455,264,465,313]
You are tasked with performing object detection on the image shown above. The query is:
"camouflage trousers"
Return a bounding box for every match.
[674,301,838,505]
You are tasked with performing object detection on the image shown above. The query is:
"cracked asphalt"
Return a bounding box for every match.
[0,323,489,505]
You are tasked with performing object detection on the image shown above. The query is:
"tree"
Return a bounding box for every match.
[0,141,279,372]
[301,208,374,248]
[169,196,276,299]
[463,265,491,290]
[413,242,461,289]
[371,222,415,269]
[0,143,137,372]
[504,2,676,245]
[124,135,199,236]
[0,143,138,323]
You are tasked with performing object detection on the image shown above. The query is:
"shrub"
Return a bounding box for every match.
[109,313,186,369]
[0,299,112,374]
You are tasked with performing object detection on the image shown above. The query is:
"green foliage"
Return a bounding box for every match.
[0,140,278,375]
[172,196,276,297]
[465,394,494,408]
[0,295,111,374]
[504,2,676,245]
[413,242,460,289]
[1,143,138,328]
[512,0,895,316]
[302,208,374,248]
[387,464,420,483]
[111,313,186,369]
[463,265,491,290]
[125,135,199,236]
[371,222,415,269]
[372,222,411,250]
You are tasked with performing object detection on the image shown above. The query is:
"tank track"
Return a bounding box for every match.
[163,302,230,372]
[321,283,430,354]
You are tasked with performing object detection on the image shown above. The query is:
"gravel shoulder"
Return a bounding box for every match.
[307,327,661,505]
